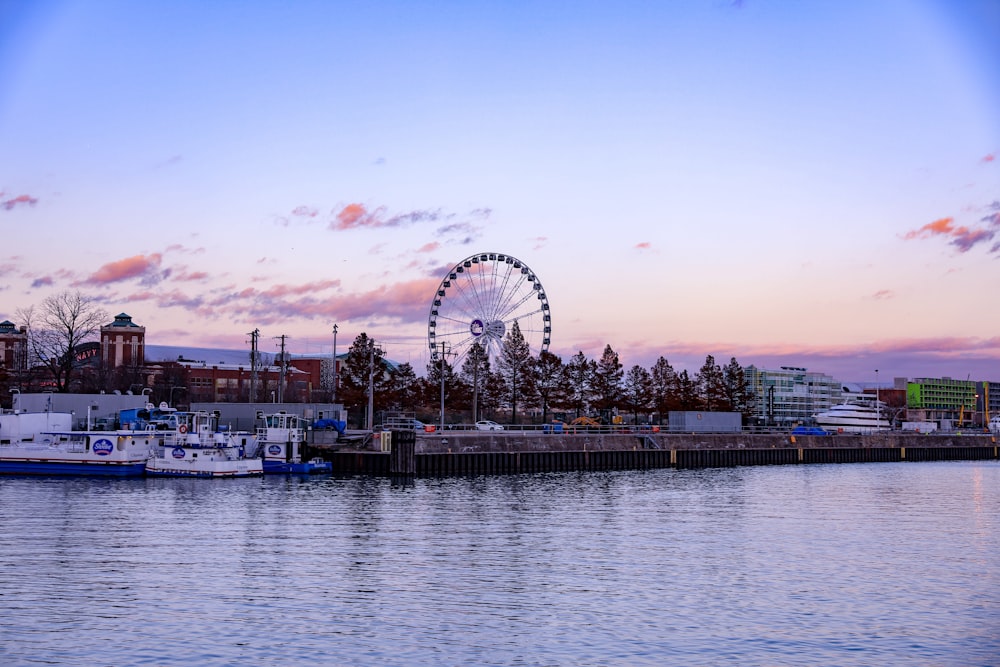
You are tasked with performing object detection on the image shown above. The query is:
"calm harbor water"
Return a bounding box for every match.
[1,462,998,666]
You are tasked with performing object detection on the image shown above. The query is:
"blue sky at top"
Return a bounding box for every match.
[1,0,998,382]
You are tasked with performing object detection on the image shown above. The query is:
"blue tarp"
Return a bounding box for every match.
[792,426,829,435]
[313,419,346,435]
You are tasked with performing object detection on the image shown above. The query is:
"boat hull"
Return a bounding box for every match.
[0,459,147,477]
[145,459,263,478]
[263,459,332,475]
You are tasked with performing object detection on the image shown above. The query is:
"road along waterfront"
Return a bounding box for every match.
[1,462,997,666]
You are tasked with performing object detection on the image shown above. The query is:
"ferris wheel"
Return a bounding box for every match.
[428,252,551,368]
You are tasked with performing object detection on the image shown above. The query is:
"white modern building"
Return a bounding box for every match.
[743,365,842,427]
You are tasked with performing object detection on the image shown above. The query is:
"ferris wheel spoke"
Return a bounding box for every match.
[495,288,539,322]
[428,252,550,368]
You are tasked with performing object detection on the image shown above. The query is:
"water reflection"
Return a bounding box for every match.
[0,462,997,666]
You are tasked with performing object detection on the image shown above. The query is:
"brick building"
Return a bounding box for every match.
[0,320,28,374]
[101,313,145,369]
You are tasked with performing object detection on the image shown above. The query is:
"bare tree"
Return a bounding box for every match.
[17,291,108,392]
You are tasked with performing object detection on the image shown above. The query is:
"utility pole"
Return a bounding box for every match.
[367,339,382,431]
[275,334,288,403]
[332,324,338,405]
[247,328,259,403]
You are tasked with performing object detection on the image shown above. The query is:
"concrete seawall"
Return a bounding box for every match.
[309,431,999,476]
[411,431,997,454]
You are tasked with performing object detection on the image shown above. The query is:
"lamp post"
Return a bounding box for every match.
[332,324,338,405]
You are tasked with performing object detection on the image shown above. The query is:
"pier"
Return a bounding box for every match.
[307,431,1000,476]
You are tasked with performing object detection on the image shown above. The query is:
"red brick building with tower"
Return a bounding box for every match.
[0,319,28,375]
[101,313,145,369]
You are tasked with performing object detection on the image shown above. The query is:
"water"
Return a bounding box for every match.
[1,462,998,666]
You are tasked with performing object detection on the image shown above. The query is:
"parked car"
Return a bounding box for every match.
[475,420,504,431]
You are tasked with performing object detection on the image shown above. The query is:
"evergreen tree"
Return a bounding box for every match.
[497,321,533,424]
[386,361,419,412]
[424,354,463,421]
[677,370,699,410]
[340,333,388,427]
[722,357,754,421]
[650,356,679,423]
[591,344,623,417]
[696,354,728,410]
[622,365,653,424]
[565,351,595,419]
[532,350,566,423]
[460,341,490,422]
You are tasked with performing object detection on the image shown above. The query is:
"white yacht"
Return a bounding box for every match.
[989,415,1000,435]
[813,401,890,434]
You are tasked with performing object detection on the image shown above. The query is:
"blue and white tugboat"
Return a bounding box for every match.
[256,412,332,474]
[0,410,154,477]
[144,408,262,478]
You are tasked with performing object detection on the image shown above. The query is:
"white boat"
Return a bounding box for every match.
[0,411,153,477]
[255,412,332,474]
[145,409,262,478]
[989,415,1000,434]
[813,401,890,434]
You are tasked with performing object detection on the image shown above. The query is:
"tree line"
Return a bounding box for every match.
[337,321,755,427]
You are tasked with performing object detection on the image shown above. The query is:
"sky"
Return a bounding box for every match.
[1,0,999,385]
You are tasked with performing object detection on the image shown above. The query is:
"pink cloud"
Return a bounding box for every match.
[84,254,163,285]
[31,276,54,288]
[174,270,210,282]
[258,280,340,298]
[902,214,998,253]
[331,203,387,230]
[198,277,438,327]
[635,241,652,250]
[872,289,893,300]
[903,217,957,240]
[292,205,319,218]
[983,154,995,163]
[329,203,458,231]
[1,194,38,211]
[417,242,440,253]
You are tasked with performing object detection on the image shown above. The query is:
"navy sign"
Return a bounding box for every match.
[92,438,114,456]
[171,447,187,459]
